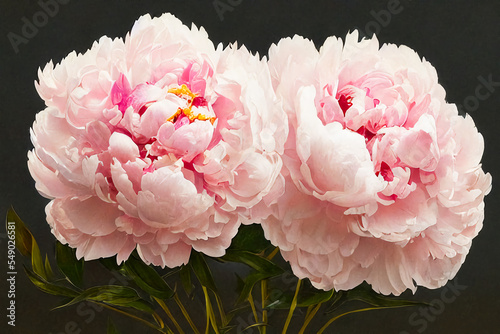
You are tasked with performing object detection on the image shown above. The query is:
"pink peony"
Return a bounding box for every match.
[28,13,287,267]
[262,32,492,295]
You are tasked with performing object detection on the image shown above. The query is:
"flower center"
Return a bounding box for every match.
[375,161,394,182]
[336,93,395,185]
[166,84,215,125]
[338,94,353,114]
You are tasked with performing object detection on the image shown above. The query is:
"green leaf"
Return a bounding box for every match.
[225,303,250,323]
[265,292,293,310]
[228,224,272,253]
[107,318,120,334]
[267,289,335,310]
[326,283,430,314]
[318,285,431,334]
[56,241,84,287]
[191,252,229,326]
[6,208,47,279]
[31,236,47,280]
[221,250,284,305]
[122,299,156,314]
[219,326,236,334]
[237,271,278,305]
[299,289,335,307]
[160,266,183,280]
[6,207,32,256]
[122,255,174,300]
[58,285,155,313]
[99,256,123,272]
[24,267,79,298]
[267,280,335,310]
[179,264,194,297]
[222,250,283,276]
[190,251,218,294]
[44,255,55,281]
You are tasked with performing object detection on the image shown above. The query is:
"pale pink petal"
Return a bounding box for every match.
[29,12,288,269]
[108,132,140,163]
[262,31,491,296]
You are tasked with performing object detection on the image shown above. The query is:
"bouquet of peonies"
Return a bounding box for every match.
[13,12,490,333]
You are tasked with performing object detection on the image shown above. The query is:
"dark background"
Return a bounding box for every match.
[1,0,499,333]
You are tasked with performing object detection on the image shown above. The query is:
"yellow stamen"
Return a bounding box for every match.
[165,84,216,125]
[167,84,197,100]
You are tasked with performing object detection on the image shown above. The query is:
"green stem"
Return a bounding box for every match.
[260,247,279,334]
[243,322,268,332]
[317,307,398,334]
[298,303,322,334]
[282,279,302,334]
[204,293,210,334]
[261,279,268,334]
[154,297,185,334]
[98,302,171,333]
[152,312,166,330]
[266,247,280,260]
[202,286,220,334]
[247,290,261,333]
[214,293,227,327]
[174,293,200,334]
